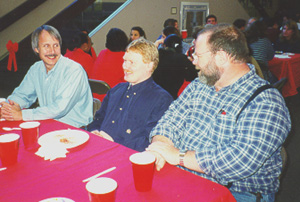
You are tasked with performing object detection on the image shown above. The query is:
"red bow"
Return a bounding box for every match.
[6,40,19,72]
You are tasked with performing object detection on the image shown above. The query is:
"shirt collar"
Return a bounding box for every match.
[197,63,258,93]
[127,77,153,92]
[45,55,63,75]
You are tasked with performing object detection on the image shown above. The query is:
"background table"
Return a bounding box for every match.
[0,119,236,202]
[269,53,300,97]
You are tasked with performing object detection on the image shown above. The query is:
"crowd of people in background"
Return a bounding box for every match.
[1,8,297,202]
[59,8,300,94]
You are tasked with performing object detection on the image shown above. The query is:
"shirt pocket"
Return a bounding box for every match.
[210,111,235,144]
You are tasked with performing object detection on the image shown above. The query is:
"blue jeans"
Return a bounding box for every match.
[231,191,275,202]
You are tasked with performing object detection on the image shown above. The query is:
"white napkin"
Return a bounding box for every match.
[275,54,291,59]
[35,143,69,161]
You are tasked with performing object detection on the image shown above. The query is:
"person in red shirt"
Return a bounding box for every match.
[64,32,94,78]
[91,28,128,101]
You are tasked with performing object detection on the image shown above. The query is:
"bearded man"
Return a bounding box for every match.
[147,24,291,202]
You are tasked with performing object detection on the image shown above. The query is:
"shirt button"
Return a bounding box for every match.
[126,95,129,98]
[112,120,115,123]
[126,129,131,134]
[120,108,122,111]
[134,92,136,95]
[215,93,218,96]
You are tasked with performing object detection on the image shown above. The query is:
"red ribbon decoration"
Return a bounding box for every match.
[6,40,19,72]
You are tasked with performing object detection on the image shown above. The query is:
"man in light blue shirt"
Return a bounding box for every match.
[1,25,93,128]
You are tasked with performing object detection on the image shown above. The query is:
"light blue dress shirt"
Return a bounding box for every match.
[8,56,93,127]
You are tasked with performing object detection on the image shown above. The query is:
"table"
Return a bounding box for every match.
[269,53,300,97]
[0,119,236,202]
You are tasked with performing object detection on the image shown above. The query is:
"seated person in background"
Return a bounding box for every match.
[147,24,291,202]
[244,20,275,83]
[152,34,197,99]
[155,26,190,54]
[64,31,94,78]
[91,28,128,101]
[88,38,173,152]
[233,18,246,31]
[156,18,178,40]
[129,26,146,42]
[205,14,218,25]
[82,30,97,61]
[246,17,257,28]
[1,25,93,128]
[273,20,300,53]
[263,17,281,44]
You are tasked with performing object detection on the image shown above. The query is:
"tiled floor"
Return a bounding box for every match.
[275,93,300,202]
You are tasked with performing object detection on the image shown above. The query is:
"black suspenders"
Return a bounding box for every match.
[235,84,274,123]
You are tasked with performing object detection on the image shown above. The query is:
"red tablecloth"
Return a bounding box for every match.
[0,120,236,202]
[269,53,300,97]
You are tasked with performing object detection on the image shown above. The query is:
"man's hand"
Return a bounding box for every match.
[148,150,166,171]
[91,130,114,142]
[147,141,179,167]
[154,38,164,48]
[1,99,22,121]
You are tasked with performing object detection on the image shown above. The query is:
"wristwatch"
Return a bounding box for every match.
[179,149,187,167]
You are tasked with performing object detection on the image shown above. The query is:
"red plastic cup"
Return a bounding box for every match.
[86,177,118,202]
[181,29,188,39]
[129,152,156,192]
[19,121,40,150]
[0,133,20,167]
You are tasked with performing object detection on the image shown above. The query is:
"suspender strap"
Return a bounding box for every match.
[235,84,273,123]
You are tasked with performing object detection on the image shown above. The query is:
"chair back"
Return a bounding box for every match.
[92,98,101,118]
[88,79,111,95]
[272,77,287,93]
[280,146,288,179]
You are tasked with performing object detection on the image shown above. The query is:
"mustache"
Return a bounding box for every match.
[45,54,58,57]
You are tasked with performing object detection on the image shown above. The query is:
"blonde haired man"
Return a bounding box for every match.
[88,38,173,151]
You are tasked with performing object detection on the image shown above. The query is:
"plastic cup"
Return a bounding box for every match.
[19,121,40,150]
[86,177,118,202]
[181,29,188,39]
[129,152,156,192]
[0,133,20,167]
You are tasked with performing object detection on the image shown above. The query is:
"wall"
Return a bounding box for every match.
[90,0,250,54]
[0,0,74,57]
[0,0,26,17]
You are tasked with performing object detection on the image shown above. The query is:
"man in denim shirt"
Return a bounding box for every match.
[88,38,173,151]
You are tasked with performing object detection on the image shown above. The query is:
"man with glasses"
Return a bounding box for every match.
[147,24,291,202]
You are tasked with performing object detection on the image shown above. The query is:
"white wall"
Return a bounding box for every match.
[90,0,250,55]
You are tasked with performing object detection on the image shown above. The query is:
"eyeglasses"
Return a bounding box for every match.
[192,51,211,60]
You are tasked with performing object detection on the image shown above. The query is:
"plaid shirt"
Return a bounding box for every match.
[150,64,291,194]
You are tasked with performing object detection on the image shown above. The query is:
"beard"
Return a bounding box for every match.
[198,58,221,86]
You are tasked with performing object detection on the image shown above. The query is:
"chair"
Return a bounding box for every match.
[250,56,264,79]
[280,146,288,179]
[88,79,111,95]
[92,98,101,118]
[88,79,110,118]
[272,77,288,94]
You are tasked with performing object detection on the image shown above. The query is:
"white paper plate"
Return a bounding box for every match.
[39,197,75,202]
[38,129,89,149]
